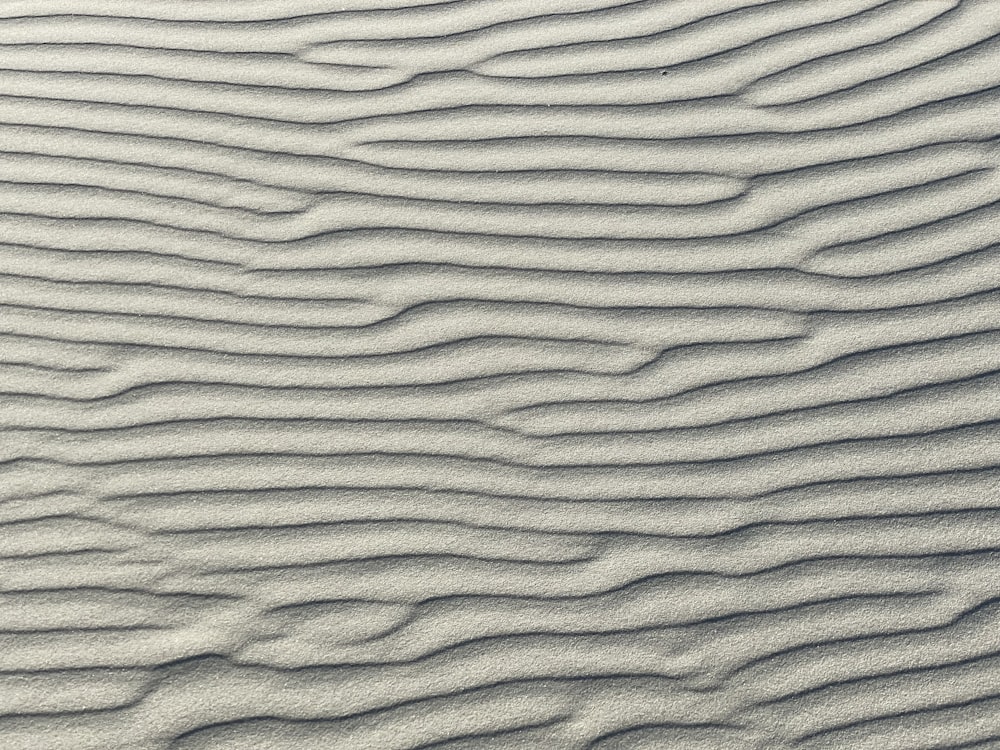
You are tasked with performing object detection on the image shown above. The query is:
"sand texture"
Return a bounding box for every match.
[2,0,1000,748]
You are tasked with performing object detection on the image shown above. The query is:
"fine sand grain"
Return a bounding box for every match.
[2,1,1000,748]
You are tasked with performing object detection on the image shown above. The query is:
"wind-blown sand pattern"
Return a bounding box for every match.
[2,0,1000,748]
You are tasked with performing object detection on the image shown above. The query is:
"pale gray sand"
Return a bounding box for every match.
[1,1,1000,748]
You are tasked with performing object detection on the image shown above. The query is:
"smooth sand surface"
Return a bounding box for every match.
[2,0,1000,747]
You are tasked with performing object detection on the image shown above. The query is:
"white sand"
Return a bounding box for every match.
[1,0,999,747]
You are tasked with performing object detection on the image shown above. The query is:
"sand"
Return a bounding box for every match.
[1,0,999,747]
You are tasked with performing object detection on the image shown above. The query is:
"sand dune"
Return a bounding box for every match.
[1,1,999,748]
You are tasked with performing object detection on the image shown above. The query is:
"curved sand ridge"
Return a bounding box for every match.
[1,0,999,748]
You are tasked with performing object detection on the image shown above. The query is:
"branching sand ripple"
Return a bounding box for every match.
[1,1,999,748]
